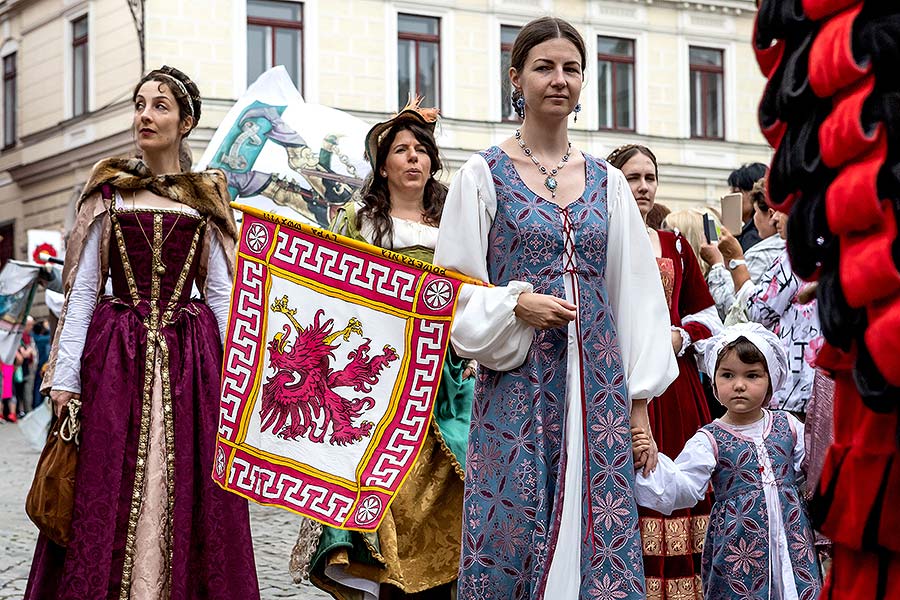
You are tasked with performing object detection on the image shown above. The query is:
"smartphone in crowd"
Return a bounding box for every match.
[720,192,744,234]
[703,213,719,244]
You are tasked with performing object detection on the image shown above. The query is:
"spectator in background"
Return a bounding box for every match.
[716,207,821,418]
[14,316,35,418]
[702,178,785,318]
[727,162,768,251]
[663,208,722,276]
[645,202,671,231]
[1,362,13,421]
[31,319,51,409]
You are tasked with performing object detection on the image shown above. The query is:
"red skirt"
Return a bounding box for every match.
[640,355,713,600]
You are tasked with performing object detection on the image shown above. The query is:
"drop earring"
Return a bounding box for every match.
[512,89,525,119]
[573,103,582,123]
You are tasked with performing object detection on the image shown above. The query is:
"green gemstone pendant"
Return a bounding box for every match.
[545,176,558,196]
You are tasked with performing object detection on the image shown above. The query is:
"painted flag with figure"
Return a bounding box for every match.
[0,260,40,364]
[214,205,478,531]
[196,66,370,229]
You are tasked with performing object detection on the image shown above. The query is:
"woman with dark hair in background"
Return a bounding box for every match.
[26,66,259,599]
[435,18,677,599]
[295,98,474,600]
[608,143,722,600]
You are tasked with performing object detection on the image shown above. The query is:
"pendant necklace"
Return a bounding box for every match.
[515,129,572,198]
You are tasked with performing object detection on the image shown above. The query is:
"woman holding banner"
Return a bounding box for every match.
[293,98,473,599]
[433,17,677,599]
[26,66,259,599]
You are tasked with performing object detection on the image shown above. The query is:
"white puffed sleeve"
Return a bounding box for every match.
[788,413,806,474]
[204,232,233,344]
[434,154,535,371]
[605,167,678,400]
[52,219,103,394]
[634,431,717,515]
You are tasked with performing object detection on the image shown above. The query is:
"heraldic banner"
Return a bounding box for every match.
[214,204,475,531]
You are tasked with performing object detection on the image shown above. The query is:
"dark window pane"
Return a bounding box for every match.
[417,42,439,107]
[690,70,701,136]
[247,24,269,83]
[598,60,611,129]
[4,54,15,147]
[501,25,519,46]
[248,0,301,22]
[597,36,633,58]
[501,48,516,120]
[614,61,634,129]
[73,16,87,39]
[74,44,87,116]
[689,47,722,67]
[398,38,414,107]
[275,27,301,85]
[398,14,438,36]
[705,72,723,138]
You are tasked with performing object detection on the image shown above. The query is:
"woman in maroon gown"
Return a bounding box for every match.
[608,145,723,600]
[26,66,259,599]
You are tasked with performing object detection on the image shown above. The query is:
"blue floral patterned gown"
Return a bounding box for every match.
[702,412,821,599]
[434,147,677,600]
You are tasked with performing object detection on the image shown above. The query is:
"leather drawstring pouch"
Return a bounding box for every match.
[25,398,81,547]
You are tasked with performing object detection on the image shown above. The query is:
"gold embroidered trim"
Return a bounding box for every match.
[640,515,708,556]
[360,531,388,566]
[119,207,203,219]
[645,575,703,600]
[159,336,176,593]
[430,420,465,481]
[119,213,165,600]
[162,222,203,325]
[109,212,140,305]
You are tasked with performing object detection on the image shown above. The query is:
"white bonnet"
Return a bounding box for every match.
[694,322,789,392]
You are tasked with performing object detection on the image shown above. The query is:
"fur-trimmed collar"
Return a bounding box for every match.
[80,158,238,240]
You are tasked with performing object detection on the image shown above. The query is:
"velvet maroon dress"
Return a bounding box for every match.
[25,209,259,599]
[640,230,716,600]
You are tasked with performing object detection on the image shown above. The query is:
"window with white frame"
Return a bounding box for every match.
[500,25,521,122]
[3,53,15,148]
[689,46,724,139]
[72,15,89,117]
[597,36,635,132]
[247,0,304,93]
[397,14,440,108]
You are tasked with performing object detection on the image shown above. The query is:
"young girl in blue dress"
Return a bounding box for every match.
[633,323,822,600]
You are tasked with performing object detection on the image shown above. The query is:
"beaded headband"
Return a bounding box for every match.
[147,67,198,122]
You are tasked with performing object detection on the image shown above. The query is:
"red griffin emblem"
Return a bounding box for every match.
[260,296,400,446]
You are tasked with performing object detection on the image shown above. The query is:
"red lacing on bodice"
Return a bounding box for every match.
[561,207,578,274]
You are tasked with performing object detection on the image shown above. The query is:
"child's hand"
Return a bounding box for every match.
[631,426,651,459]
[631,426,658,477]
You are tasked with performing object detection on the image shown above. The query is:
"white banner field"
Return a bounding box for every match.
[196,66,371,228]
[26,229,64,265]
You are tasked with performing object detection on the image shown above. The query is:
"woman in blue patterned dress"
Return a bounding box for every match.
[433,17,677,600]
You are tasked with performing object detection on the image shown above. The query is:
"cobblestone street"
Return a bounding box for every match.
[0,421,330,599]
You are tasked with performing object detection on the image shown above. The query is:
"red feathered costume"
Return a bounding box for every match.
[755,1,900,598]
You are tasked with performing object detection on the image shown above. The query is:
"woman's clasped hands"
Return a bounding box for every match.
[514,292,577,329]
